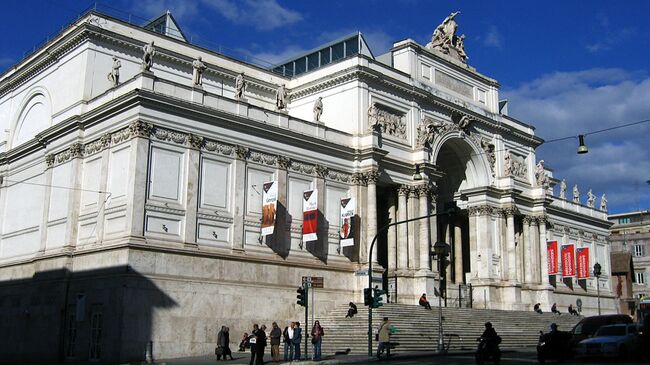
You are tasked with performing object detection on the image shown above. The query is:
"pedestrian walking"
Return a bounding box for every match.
[216,326,234,360]
[223,327,234,360]
[256,325,267,365]
[419,293,432,310]
[345,302,358,318]
[270,322,282,362]
[376,317,392,359]
[282,322,295,361]
[249,325,260,365]
[311,320,324,361]
[293,321,302,360]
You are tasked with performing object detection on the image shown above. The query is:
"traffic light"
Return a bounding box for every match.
[372,288,386,308]
[363,288,373,306]
[296,286,308,307]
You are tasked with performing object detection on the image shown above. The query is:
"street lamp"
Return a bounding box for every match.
[366,209,455,356]
[433,240,448,353]
[594,262,602,315]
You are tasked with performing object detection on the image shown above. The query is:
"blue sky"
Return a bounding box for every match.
[2,0,649,214]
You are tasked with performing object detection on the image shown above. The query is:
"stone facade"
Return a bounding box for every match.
[0,10,614,364]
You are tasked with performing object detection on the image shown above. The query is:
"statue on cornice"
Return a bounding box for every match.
[107,56,121,86]
[234,73,246,100]
[276,84,287,110]
[426,11,469,64]
[573,184,580,204]
[313,97,323,123]
[192,56,207,86]
[535,160,548,188]
[559,179,567,199]
[142,41,155,71]
[600,193,608,211]
[586,189,596,208]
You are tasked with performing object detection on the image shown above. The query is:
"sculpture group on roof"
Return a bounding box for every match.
[426,11,469,64]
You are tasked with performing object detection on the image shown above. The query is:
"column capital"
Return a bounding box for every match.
[522,215,534,224]
[276,155,291,170]
[129,120,153,138]
[468,205,493,216]
[503,206,518,217]
[398,184,411,197]
[315,164,328,178]
[187,133,204,149]
[364,170,380,184]
[535,215,548,225]
[235,145,249,160]
[351,172,367,186]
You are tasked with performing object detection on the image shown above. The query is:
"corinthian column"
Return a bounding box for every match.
[522,216,533,284]
[387,192,397,273]
[418,184,431,271]
[397,185,409,270]
[505,207,517,282]
[365,170,380,264]
[537,216,550,285]
[407,186,418,269]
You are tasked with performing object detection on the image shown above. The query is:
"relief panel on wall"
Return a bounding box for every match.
[149,145,185,204]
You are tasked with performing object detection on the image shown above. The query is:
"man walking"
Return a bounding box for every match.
[283,322,294,361]
[270,322,282,362]
[376,317,392,359]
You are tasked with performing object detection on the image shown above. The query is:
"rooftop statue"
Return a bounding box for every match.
[586,189,596,208]
[142,41,155,71]
[573,184,580,204]
[107,56,121,86]
[559,179,567,199]
[234,73,246,100]
[313,97,323,123]
[426,11,469,64]
[276,84,287,110]
[192,56,207,86]
[600,194,608,211]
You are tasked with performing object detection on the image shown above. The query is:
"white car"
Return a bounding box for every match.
[575,323,640,359]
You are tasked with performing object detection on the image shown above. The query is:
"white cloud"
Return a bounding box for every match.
[483,25,503,49]
[504,68,650,213]
[204,0,302,31]
[131,0,200,20]
[253,45,311,66]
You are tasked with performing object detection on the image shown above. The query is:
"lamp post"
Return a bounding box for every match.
[594,262,602,315]
[433,240,447,353]
[366,209,454,356]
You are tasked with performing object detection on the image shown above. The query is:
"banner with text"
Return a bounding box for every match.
[561,244,575,277]
[261,181,278,236]
[576,247,590,279]
[547,241,558,275]
[340,197,355,247]
[302,189,318,242]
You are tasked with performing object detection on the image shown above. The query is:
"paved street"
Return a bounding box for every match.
[158,348,646,365]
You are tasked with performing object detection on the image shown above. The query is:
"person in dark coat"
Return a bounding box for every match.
[217,326,227,360]
[551,303,561,315]
[239,332,250,352]
[311,320,324,361]
[223,327,234,360]
[269,322,282,362]
[292,322,302,360]
[282,322,295,361]
[345,302,358,318]
[249,324,260,365]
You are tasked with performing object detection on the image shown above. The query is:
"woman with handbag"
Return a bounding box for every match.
[311,320,324,361]
[216,326,227,360]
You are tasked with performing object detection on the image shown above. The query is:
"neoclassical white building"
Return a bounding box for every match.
[0,10,614,363]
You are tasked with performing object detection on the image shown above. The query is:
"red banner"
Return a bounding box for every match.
[302,189,318,242]
[547,241,558,275]
[561,244,575,277]
[576,247,590,279]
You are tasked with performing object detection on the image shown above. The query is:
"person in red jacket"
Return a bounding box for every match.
[419,293,432,310]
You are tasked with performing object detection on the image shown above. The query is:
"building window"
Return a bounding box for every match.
[636,272,647,285]
[66,306,77,358]
[634,244,645,257]
[618,217,631,224]
[89,305,103,360]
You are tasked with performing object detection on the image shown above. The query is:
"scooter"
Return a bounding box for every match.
[536,330,572,363]
[475,336,501,365]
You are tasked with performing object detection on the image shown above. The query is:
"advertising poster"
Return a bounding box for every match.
[261,181,278,236]
[302,189,318,242]
[340,197,355,247]
[547,241,558,275]
[561,244,575,277]
[576,247,590,279]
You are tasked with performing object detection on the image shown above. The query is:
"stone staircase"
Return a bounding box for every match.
[318,303,582,355]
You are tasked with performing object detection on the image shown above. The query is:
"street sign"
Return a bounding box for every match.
[302,276,324,288]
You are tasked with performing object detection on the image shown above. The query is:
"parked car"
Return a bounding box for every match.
[574,323,641,360]
[569,314,632,348]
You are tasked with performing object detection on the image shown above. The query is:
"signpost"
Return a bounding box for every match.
[300,276,323,360]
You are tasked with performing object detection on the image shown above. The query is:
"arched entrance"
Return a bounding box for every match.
[432,135,490,288]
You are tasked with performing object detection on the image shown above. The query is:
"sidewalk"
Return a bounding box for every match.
[143,348,531,365]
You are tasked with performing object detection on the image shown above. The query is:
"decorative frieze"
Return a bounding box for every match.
[277,155,291,170]
[188,133,204,149]
[129,120,153,139]
[235,145,249,160]
[368,103,407,139]
[315,165,328,178]
[504,150,527,179]
[83,133,112,156]
[248,151,277,166]
[152,127,187,145]
[326,169,351,183]
[290,160,315,175]
[203,140,234,156]
[45,154,55,167]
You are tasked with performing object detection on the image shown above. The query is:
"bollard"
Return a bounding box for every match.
[145,341,153,364]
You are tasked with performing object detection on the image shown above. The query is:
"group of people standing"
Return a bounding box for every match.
[222,320,325,364]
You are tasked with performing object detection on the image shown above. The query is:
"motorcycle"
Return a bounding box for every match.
[475,336,501,365]
[536,330,572,363]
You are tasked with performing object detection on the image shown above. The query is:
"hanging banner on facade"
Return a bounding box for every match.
[576,247,590,279]
[547,241,558,275]
[261,181,278,236]
[302,189,318,242]
[561,244,575,277]
[340,197,355,247]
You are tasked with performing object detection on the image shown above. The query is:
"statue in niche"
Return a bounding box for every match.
[417,118,437,148]
[192,56,207,86]
[107,56,121,86]
[368,103,380,131]
[480,139,496,176]
[559,179,567,199]
[313,97,323,123]
[234,73,246,100]
[587,189,596,208]
[142,41,155,71]
[275,84,287,110]
[600,194,608,211]
[504,151,513,176]
[535,160,548,187]
[573,184,580,204]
